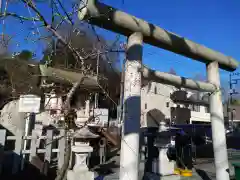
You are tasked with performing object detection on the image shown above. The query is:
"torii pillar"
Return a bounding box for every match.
[119,32,143,180]
[207,62,229,180]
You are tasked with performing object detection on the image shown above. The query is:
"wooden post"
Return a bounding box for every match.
[58,129,66,170]
[42,130,53,175]
[0,129,6,175]
[29,130,38,162]
[21,112,33,169]
[12,130,23,174]
[119,32,143,180]
[207,61,229,180]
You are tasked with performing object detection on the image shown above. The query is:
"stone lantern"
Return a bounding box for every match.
[67,99,99,180]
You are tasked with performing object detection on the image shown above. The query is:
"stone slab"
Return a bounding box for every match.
[67,170,94,180]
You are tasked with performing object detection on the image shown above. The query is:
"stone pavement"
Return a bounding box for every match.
[93,157,239,180]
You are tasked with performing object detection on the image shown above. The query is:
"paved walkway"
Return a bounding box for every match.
[93,158,238,180]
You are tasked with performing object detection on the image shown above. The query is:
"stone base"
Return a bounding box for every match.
[152,148,175,176]
[67,170,94,180]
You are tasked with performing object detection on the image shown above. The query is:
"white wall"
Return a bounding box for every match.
[141,82,176,127]
[190,106,210,123]
[141,82,211,127]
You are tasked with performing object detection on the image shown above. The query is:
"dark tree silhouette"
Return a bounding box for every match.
[17,50,34,61]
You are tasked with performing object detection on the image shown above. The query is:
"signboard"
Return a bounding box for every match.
[18,94,41,113]
[89,108,109,127]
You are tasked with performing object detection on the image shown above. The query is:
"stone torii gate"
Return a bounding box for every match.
[78,1,239,180]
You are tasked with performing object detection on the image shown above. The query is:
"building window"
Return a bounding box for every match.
[194,105,200,112]
[145,103,147,109]
[154,86,157,94]
[197,105,200,112]
[205,106,210,113]
[166,102,169,108]
[190,104,200,112]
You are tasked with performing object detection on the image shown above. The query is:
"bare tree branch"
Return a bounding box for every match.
[0,12,41,21]
[0,0,120,112]
[19,0,86,69]
[55,0,73,25]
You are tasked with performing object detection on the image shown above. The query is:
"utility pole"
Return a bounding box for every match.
[94,50,100,108]
[0,0,2,14]
[118,56,126,125]
[228,73,233,130]
[228,72,240,130]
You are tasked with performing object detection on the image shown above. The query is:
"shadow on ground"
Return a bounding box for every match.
[93,160,119,176]
[0,157,56,180]
[195,169,212,180]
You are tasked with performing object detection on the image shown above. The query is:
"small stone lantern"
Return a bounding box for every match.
[67,100,99,180]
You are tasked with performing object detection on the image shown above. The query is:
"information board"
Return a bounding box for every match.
[18,94,41,113]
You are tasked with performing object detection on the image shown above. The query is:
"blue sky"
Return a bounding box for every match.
[1,0,240,89]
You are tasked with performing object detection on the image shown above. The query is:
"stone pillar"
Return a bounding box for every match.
[99,138,106,164]
[85,100,90,117]
[207,61,230,180]
[56,97,63,115]
[67,142,94,180]
[119,32,143,180]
